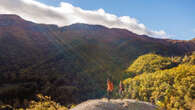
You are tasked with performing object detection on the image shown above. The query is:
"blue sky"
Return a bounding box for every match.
[38,0,195,40]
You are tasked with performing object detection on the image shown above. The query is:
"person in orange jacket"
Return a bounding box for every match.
[107,78,114,101]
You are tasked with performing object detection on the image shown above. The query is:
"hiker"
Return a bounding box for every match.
[119,80,124,100]
[107,78,114,101]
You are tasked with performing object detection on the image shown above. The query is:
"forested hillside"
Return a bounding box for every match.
[0,14,195,109]
[123,53,195,110]
[125,53,177,76]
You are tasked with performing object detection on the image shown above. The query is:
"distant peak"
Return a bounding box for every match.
[0,14,23,20]
[0,14,28,26]
[63,23,108,31]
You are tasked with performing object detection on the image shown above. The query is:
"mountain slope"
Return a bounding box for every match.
[0,14,195,106]
[123,54,195,110]
[126,53,176,76]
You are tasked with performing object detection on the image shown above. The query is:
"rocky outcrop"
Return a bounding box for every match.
[71,99,157,110]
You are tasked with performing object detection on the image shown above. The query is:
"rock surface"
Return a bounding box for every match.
[70,99,157,110]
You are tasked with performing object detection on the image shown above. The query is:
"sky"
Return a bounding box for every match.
[0,0,194,40]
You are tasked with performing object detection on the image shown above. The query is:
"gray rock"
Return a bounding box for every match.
[71,99,157,110]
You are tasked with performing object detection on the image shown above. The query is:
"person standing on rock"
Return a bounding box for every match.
[107,78,114,101]
[119,80,124,100]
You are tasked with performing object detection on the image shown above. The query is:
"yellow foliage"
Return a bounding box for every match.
[123,54,195,110]
[19,94,69,110]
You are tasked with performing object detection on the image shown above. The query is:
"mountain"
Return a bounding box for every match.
[0,14,195,107]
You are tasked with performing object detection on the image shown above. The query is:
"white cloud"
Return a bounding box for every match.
[0,0,168,38]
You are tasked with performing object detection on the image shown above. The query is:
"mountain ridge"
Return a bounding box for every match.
[0,14,195,107]
[1,14,194,41]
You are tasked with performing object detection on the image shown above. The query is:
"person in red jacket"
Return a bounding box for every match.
[107,78,114,101]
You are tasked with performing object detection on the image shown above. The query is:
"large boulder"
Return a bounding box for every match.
[71,99,157,110]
